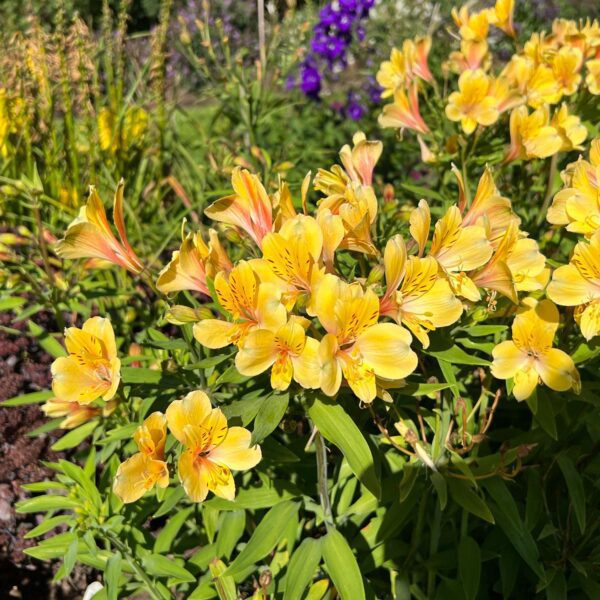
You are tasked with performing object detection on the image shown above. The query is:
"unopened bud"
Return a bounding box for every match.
[470,306,489,322]
[259,570,272,589]
[383,183,395,204]
[223,226,243,245]
[166,305,203,325]
[367,264,385,285]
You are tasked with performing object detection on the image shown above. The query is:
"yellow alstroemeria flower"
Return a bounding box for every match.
[491,298,580,400]
[551,104,588,152]
[551,46,583,96]
[415,202,493,301]
[166,391,261,502]
[451,5,491,42]
[338,131,383,187]
[235,319,320,390]
[113,412,170,503]
[204,167,273,248]
[379,235,463,348]
[445,69,499,134]
[506,105,563,161]
[56,181,144,274]
[260,214,326,306]
[378,84,430,135]
[376,37,433,97]
[313,275,418,403]
[472,222,547,303]
[51,317,120,405]
[547,231,600,340]
[157,223,232,296]
[585,59,600,94]
[455,165,520,247]
[492,0,515,37]
[193,260,287,349]
[547,140,600,236]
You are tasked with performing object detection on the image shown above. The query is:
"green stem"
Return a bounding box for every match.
[537,153,559,226]
[315,430,334,527]
[106,532,163,600]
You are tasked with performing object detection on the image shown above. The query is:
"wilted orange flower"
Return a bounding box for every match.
[166,391,261,502]
[51,317,120,405]
[56,181,144,274]
[113,412,169,503]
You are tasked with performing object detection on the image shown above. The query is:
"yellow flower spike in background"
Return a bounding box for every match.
[204,167,273,248]
[506,105,563,161]
[445,69,499,134]
[379,235,463,348]
[193,260,287,349]
[491,298,580,400]
[156,222,232,296]
[113,412,170,504]
[165,390,261,502]
[51,316,121,405]
[55,180,144,274]
[547,231,600,340]
[547,139,600,235]
[235,319,320,391]
[313,275,418,403]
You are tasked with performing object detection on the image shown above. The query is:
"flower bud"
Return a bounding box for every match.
[367,264,385,285]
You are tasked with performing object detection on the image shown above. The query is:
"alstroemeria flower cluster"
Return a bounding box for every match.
[113,391,261,503]
[546,139,600,341]
[377,0,599,162]
[162,131,558,405]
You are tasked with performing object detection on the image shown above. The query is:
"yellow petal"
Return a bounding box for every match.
[547,264,596,307]
[113,454,169,503]
[81,317,117,359]
[512,366,539,401]
[292,336,321,389]
[409,199,430,256]
[134,411,167,459]
[210,426,262,470]
[319,334,343,396]
[536,348,580,393]
[193,319,236,349]
[51,355,112,405]
[356,323,417,380]
[384,234,407,292]
[235,329,277,376]
[578,301,600,341]
[491,340,526,379]
[178,450,209,502]
[166,390,212,445]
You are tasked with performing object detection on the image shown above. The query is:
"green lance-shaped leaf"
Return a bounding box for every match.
[556,454,586,534]
[322,528,365,600]
[308,397,381,499]
[209,559,237,600]
[224,500,299,577]
[251,392,289,445]
[458,536,481,600]
[484,478,545,580]
[447,478,494,524]
[283,537,323,600]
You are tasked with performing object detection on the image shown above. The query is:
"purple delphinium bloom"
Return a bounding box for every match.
[336,12,355,33]
[325,35,346,60]
[300,63,322,97]
[339,0,359,12]
[346,101,366,120]
[319,5,338,27]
